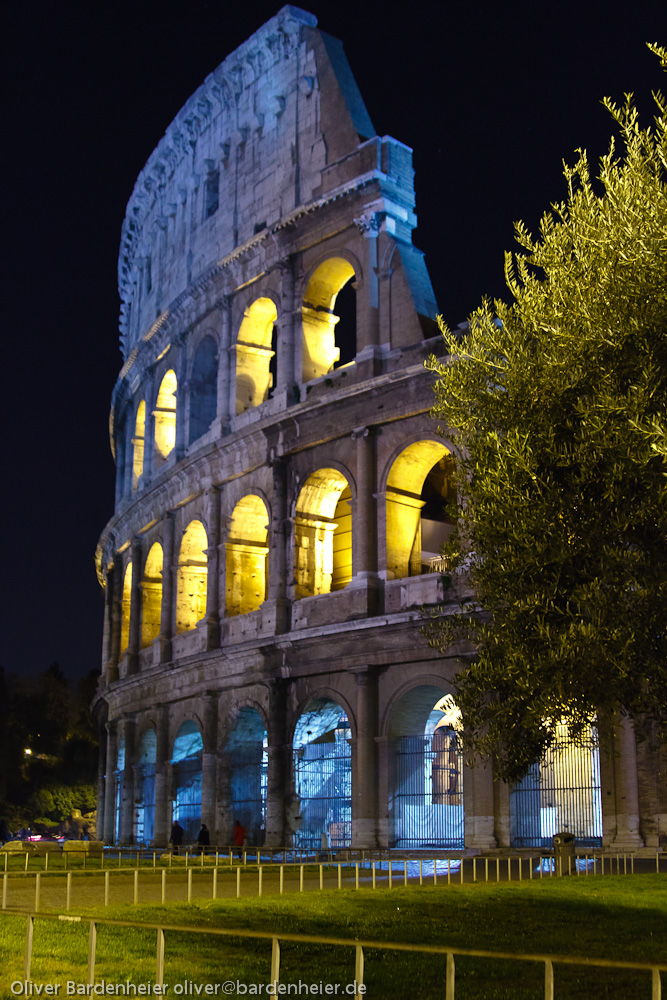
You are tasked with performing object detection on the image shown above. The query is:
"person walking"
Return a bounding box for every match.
[233,820,247,859]
[170,820,184,855]
[197,823,210,848]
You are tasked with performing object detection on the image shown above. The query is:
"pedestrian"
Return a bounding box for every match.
[171,820,184,855]
[233,819,247,859]
[197,823,210,848]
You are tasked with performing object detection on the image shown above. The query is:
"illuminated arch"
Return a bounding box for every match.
[225,495,269,617]
[154,370,177,470]
[385,441,455,579]
[176,520,208,633]
[388,685,464,849]
[301,258,356,382]
[189,337,218,443]
[120,563,132,655]
[171,720,203,842]
[292,697,351,850]
[235,298,277,414]
[294,469,351,599]
[132,401,145,492]
[141,543,163,647]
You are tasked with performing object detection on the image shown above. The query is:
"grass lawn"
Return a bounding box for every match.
[0,875,665,998]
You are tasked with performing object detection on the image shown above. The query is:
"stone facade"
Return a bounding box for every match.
[94,6,662,852]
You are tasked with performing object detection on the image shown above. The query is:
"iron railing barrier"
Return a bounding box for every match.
[7,910,665,1000]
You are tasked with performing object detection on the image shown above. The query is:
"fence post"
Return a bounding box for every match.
[271,937,281,989]
[35,873,41,912]
[45,853,49,873]
[389,863,392,890]
[447,859,451,885]
[652,967,661,1000]
[355,944,364,1000]
[485,858,489,883]
[460,859,464,885]
[66,872,72,910]
[355,863,359,890]
[24,914,34,982]
[236,868,241,899]
[419,859,422,886]
[104,871,110,907]
[25,853,29,873]
[259,866,263,897]
[434,861,437,886]
[446,952,455,1000]
[187,869,192,902]
[372,862,376,889]
[544,959,554,1000]
[2,872,7,909]
[280,866,284,895]
[320,865,323,891]
[496,858,500,882]
[87,921,97,986]
[300,866,304,893]
[161,869,166,905]
[404,861,407,887]
[156,927,165,988]
[338,864,341,890]
[473,858,477,883]
[519,857,522,881]
[212,869,217,901]
[201,851,205,870]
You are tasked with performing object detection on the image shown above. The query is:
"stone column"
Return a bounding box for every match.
[103,722,117,844]
[114,425,127,508]
[159,513,175,663]
[351,427,378,577]
[278,259,297,398]
[127,536,143,675]
[375,736,390,848]
[153,704,170,847]
[120,717,136,845]
[265,680,288,846]
[143,372,156,487]
[205,488,221,650]
[354,213,381,353]
[600,714,643,849]
[463,754,497,849]
[174,338,187,462]
[106,558,123,684]
[96,720,107,841]
[267,458,290,633]
[201,692,219,842]
[352,668,379,848]
[216,296,232,432]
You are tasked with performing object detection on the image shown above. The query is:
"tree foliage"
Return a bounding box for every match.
[427,45,667,781]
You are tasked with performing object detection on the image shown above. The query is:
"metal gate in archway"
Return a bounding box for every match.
[135,763,156,845]
[510,727,602,848]
[172,756,202,842]
[230,740,268,846]
[293,739,351,851]
[393,730,464,848]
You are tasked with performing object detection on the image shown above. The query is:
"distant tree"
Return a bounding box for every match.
[427,45,667,781]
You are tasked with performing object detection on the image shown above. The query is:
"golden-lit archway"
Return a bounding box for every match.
[141,542,163,647]
[176,520,208,633]
[294,469,351,598]
[132,401,145,492]
[385,441,455,579]
[235,298,277,414]
[225,495,269,617]
[302,258,355,382]
[120,562,132,655]
[154,370,177,469]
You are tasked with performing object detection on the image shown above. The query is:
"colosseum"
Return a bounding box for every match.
[94,5,662,853]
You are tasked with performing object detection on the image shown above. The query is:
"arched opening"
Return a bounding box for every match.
[294,469,351,599]
[141,543,163,648]
[225,496,269,617]
[235,298,277,414]
[292,699,351,850]
[301,258,356,381]
[132,401,145,492]
[134,728,156,845]
[120,563,132,656]
[176,521,208,633]
[388,686,464,849]
[154,370,177,471]
[172,721,203,843]
[114,734,125,846]
[510,720,602,848]
[189,338,218,444]
[385,442,455,579]
[225,708,268,846]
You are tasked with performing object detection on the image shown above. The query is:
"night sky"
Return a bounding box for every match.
[2,0,664,683]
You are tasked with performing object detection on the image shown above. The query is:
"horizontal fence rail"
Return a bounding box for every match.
[5,910,664,1000]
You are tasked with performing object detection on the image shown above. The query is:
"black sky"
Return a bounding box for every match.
[1,0,664,682]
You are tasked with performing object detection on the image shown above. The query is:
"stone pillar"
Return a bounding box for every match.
[227,300,239,422]
[600,714,643,849]
[205,488,221,650]
[267,458,290,633]
[127,536,143,675]
[352,668,379,848]
[351,427,378,577]
[375,736,390,848]
[106,559,122,684]
[96,720,107,841]
[463,754,497,849]
[174,338,187,462]
[103,722,117,844]
[265,680,288,846]
[159,513,175,663]
[114,424,127,508]
[635,728,665,847]
[143,372,156,486]
[216,296,232,432]
[354,213,381,353]
[153,704,170,847]
[201,692,219,842]
[120,717,136,845]
[278,259,297,398]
